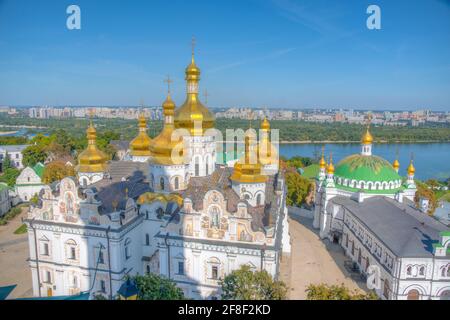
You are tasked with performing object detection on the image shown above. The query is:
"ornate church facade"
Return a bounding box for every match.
[313,127,450,300]
[25,50,290,299]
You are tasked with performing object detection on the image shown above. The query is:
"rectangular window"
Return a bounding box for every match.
[145,234,150,246]
[43,243,49,256]
[178,261,185,275]
[125,247,130,260]
[98,250,104,264]
[45,271,51,283]
[211,266,218,280]
[70,247,76,260]
[100,280,106,293]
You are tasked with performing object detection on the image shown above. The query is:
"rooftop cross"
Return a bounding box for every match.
[164,75,173,94]
[203,89,209,104]
[191,36,196,60]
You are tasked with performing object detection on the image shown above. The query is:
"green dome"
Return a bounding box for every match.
[334,154,401,182]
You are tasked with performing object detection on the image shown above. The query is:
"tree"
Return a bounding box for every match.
[2,151,12,170]
[306,283,378,300]
[285,171,312,207]
[414,181,438,215]
[221,265,287,300]
[22,145,47,167]
[0,167,20,187]
[131,273,185,300]
[42,161,75,184]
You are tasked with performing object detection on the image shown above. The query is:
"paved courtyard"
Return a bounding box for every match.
[0,208,33,299]
[280,213,367,299]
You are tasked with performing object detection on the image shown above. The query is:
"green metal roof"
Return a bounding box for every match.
[334,154,401,182]
[32,162,45,178]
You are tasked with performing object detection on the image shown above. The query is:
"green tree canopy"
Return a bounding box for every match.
[221,265,287,300]
[285,171,312,207]
[42,161,75,184]
[22,145,47,167]
[306,283,378,300]
[0,167,20,187]
[131,273,185,300]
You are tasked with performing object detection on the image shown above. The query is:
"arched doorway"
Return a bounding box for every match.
[407,289,420,300]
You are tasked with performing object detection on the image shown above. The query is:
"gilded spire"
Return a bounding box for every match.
[130,109,152,157]
[407,154,415,176]
[327,153,335,174]
[319,146,327,169]
[174,39,215,135]
[393,148,400,171]
[76,117,108,173]
[149,81,183,165]
[361,117,373,145]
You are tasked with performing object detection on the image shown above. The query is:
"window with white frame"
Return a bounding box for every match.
[124,238,131,260]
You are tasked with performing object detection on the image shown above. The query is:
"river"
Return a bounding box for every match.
[279,142,450,181]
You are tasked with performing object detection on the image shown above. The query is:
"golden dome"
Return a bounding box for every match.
[327,154,335,174]
[319,155,327,169]
[230,135,268,184]
[261,117,270,130]
[130,113,152,156]
[361,127,373,145]
[258,118,278,166]
[407,160,415,176]
[150,94,184,165]
[174,53,215,135]
[393,159,400,170]
[77,122,108,173]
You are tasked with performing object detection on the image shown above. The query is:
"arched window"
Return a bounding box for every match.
[65,193,74,215]
[419,266,425,276]
[195,157,200,176]
[205,158,209,176]
[160,177,165,191]
[174,177,179,190]
[256,194,262,206]
[65,239,77,261]
[146,265,150,274]
[209,207,220,228]
[407,266,412,276]
[150,174,154,188]
[407,289,420,300]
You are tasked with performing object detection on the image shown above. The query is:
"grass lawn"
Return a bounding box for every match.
[14,223,27,235]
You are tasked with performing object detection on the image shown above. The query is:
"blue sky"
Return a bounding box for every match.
[0,0,449,110]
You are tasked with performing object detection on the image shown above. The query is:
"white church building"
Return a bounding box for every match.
[313,126,450,300]
[25,51,290,299]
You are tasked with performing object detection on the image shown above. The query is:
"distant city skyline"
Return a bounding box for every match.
[0,0,449,110]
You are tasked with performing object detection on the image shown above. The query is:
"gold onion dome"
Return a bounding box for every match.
[77,121,108,173]
[130,113,152,156]
[258,118,278,165]
[261,117,270,130]
[230,135,268,184]
[393,159,400,170]
[174,53,215,135]
[327,155,335,174]
[150,94,183,165]
[319,154,327,169]
[361,127,373,145]
[407,160,415,176]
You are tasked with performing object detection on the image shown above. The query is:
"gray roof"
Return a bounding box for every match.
[90,161,150,213]
[331,196,449,258]
[0,144,29,152]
